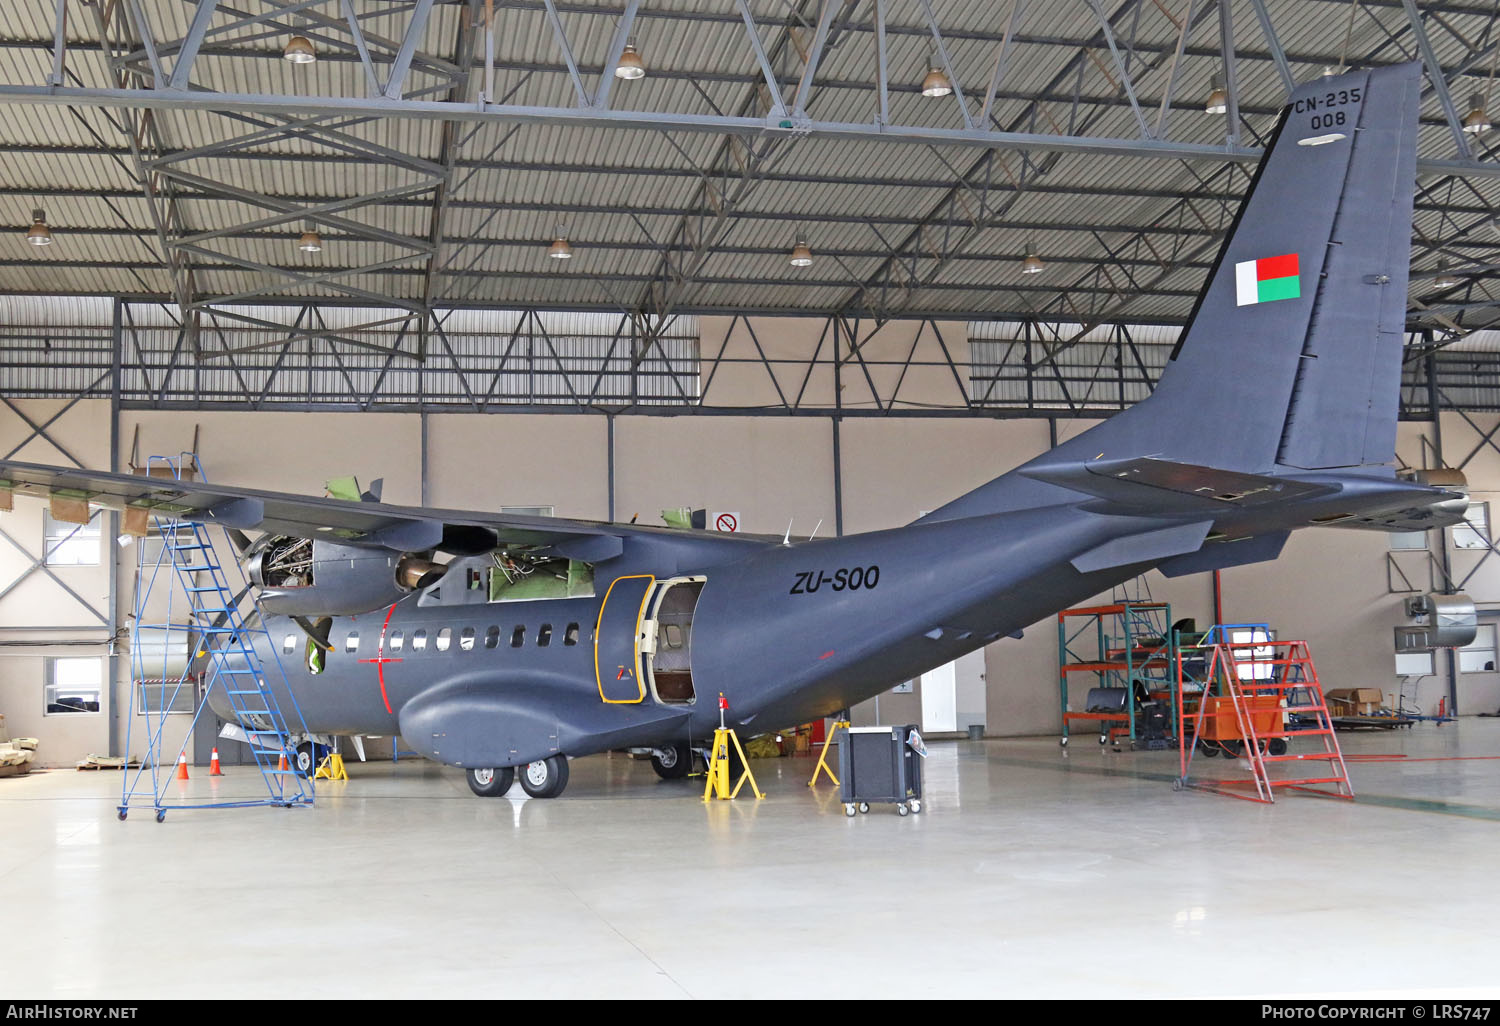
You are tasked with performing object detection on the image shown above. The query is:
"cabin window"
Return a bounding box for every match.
[460,626,476,652]
[436,627,452,652]
[389,629,404,652]
[344,632,359,653]
[663,624,683,649]
[538,624,552,647]
[484,626,500,649]
[412,629,428,652]
[283,635,297,655]
[564,623,580,646]
[511,626,525,648]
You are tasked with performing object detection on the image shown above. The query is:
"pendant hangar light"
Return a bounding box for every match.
[1204,73,1228,115]
[789,239,813,267]
[26,208,52,247]
[283,33,316,63]
[615,42,646,80]
[920,54,952,98]
[548,225,574,259]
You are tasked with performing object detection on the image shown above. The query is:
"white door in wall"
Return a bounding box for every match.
[919,660,957,732]
[919,652,987,733]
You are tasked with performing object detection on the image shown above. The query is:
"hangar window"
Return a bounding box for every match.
[484,626,500,649]
[389,629,403,652]
[412,629,428,652]
[564,623,580,646]
[44,509,102,566]
[511,626,525,648]
[538,624,552,647]
[460,626,476,651]
[1453,502,1491,550]
[1459,624,1497,673]
[436,627,452,652]
[344,632,359,653]
[46,656,102,714]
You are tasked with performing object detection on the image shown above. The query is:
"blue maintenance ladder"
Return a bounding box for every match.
[120,453,313,822]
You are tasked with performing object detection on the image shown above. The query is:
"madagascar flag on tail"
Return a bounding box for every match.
[1234,253,1300,306]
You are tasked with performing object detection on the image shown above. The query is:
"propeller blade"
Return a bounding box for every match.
[293,616,334,652]
[415,566,447,590]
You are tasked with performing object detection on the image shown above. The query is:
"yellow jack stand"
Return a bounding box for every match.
[808,719,851,787]
[703,727,764,801]
[314,753,348,781]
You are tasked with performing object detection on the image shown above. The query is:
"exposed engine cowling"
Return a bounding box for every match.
[246,536,444,616]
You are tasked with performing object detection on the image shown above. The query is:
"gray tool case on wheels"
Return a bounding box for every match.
[839,724,925,817]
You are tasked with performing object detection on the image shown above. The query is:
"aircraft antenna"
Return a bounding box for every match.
[808,519,823,541]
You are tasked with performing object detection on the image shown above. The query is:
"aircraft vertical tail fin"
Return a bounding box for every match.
[1074,62,1419,474]
[919,63,1422,525]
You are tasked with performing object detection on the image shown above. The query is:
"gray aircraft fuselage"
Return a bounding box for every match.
[212,466,1451,770]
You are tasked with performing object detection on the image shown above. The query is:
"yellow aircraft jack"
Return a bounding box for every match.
[809,716,851,787]
[314,753,348,781]
[703,693,764,801]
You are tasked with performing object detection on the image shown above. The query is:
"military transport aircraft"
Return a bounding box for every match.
[0,63,1470,799]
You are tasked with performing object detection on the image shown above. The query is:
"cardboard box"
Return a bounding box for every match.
[1326,688,1384,716]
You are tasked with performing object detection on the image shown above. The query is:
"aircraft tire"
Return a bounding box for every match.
[650,743,692,780]
[294,741,317,777]
[520,754,570,799]
[466,766,515,797]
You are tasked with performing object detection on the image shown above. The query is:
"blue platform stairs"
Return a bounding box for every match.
[120,453,313,821]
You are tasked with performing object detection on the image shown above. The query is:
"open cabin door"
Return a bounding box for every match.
[595,575,654,703]
[644,577,704,705]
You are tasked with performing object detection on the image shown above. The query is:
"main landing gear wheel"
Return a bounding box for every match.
[466,766,515,797]
[520,755,570,799]
[293,741,316,777]
[650,742,692,780]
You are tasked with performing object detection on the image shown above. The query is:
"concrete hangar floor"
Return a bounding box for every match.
[5,724,1500,1000]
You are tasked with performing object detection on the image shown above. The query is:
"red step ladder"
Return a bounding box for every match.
[1176,639,1353,803]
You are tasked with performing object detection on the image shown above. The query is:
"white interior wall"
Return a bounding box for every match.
[4,352,1497,763]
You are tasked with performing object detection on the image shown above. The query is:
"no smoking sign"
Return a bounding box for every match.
[711,511,740,533]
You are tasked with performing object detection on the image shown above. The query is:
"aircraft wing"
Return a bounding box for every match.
[0,459,776,555]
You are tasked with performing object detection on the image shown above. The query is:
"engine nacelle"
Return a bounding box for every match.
[246,537,441,617]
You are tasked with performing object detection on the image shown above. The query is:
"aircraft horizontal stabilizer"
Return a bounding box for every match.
[1070,520,1212,574]
[1022,457,1337,515]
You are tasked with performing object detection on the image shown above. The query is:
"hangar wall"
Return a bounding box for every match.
[4,341,1499,766]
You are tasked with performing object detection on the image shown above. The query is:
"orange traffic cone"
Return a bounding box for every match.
[278,753,288,772]
[175,752,190,780]
[209,748,224,776]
